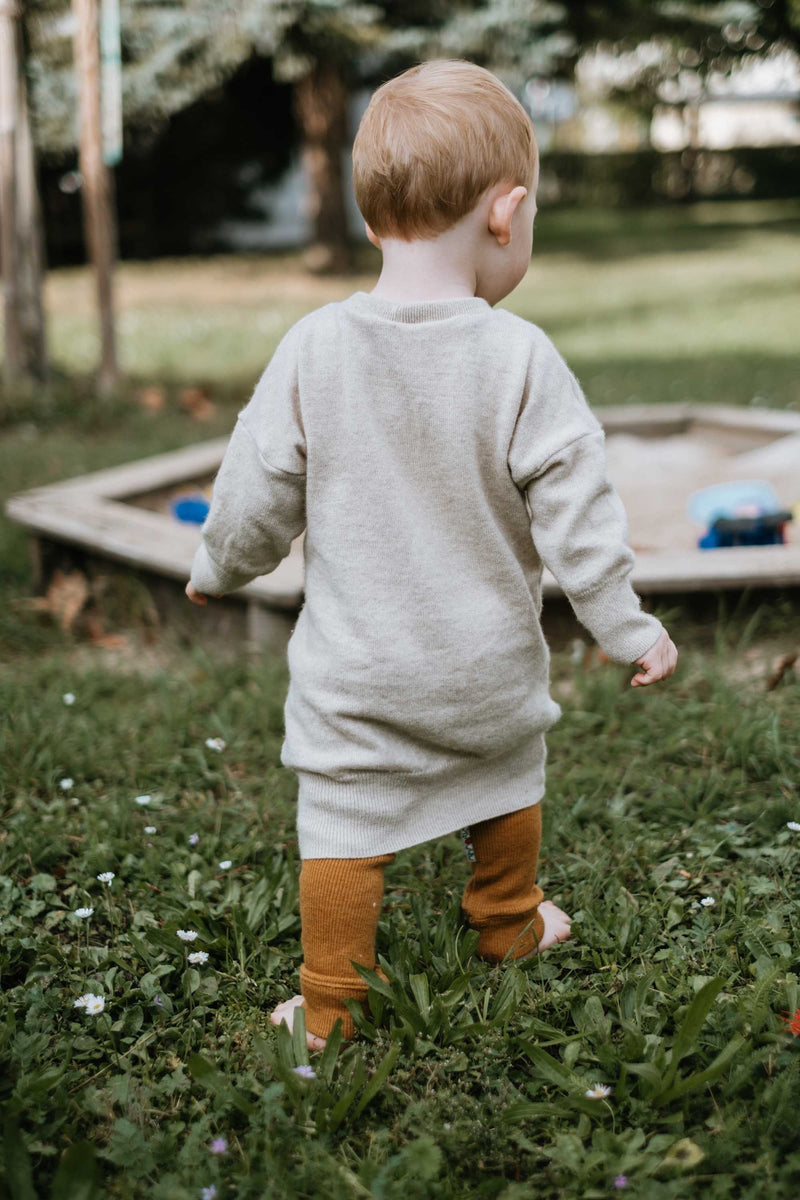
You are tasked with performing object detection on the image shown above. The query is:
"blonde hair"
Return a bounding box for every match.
[352,59,538,241]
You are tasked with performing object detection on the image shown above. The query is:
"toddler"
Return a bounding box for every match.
[187,59,678,1050]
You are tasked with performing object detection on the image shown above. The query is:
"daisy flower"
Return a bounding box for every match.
[200,1188,217,1200]
[292,1064,316,1080]
[63,693,76,706]
[177,929,199,942]
[96,871,115,886]
[135,795,152,806]
[188,951,209,965]
[585,1083,612,1100]
[189,833,200,846]
[74,907,94,919]
[205,737,226,752]
[144,826,156,835]
[786,821,800,833]
[218,860,232,870]
[74,993,105,1014]
[209,1138,228,1155]
[60,778,74,790]
[699,896,715,907]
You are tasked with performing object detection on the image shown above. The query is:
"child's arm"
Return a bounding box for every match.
[509,334,676,682]
[187,325,307,601]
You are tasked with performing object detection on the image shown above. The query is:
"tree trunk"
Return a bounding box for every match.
[0,1,48,387]
[73,0,118,395]
[293,60,351,275]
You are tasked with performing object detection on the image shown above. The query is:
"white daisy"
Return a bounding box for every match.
[62,693,76,706]
[205,737,226,752]
[200,1187,217,1200]
[699,896,715,907]
[189,833,200,846]
[786,821,800,833]
[135,795,152,806]
[96,871,115,886]
[74,992,105,1014]
[144,826,156,835]
[585,1083,612,1099]
[188,951,209,965]
[74,907,94,919]
[60,777,74,790]
[292,1064,316,1080]
[177,929,199,942]
[218,860,232,870]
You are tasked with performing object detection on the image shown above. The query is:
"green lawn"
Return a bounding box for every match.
[1,202,800,1199]
[39,197,800,408]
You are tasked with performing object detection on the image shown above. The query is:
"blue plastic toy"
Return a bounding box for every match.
[171,494,210,525]
[687,480,793,550]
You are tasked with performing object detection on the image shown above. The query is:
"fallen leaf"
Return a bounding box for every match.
[766,652,797,692]
[179,387,216,421]
[137,385,166,413]
[19,568,90,632]
[84,612,127,649]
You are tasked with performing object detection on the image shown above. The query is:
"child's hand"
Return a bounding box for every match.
[185,582,220,606]
[631,630,678,688]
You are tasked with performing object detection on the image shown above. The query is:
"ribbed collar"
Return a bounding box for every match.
[345,290,490,324]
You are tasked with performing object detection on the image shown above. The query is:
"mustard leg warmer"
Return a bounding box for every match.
[461,803,546,962]
[299,852,394,1039]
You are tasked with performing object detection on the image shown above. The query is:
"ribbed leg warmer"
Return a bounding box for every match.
[298,803,545,1039]
[299,853,395,1039]
[460,802,545,962]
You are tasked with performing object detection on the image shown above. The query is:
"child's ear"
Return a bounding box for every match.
[488,186,527,246]
[365,222,381,249]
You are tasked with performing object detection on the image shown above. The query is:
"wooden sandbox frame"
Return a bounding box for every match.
[6,403,800,653]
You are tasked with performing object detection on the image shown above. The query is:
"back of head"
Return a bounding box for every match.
[353,59,538,242]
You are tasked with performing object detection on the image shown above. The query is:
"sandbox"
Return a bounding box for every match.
[6,403,799,652]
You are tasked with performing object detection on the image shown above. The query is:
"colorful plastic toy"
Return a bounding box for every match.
[687,480,793,550]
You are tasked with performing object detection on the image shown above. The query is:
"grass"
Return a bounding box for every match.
[1,201,800,1198]
[34,197,800,408]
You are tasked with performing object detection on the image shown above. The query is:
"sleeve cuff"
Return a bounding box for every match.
[189,541,250,597]
[569,576,666,663]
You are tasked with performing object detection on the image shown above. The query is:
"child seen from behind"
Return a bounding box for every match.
[187,59,678,1049]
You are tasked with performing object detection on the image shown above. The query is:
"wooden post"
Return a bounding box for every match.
[73,0,118,395]
[0,2,49,386]
[14,11,47,382]
[0,1,22,382]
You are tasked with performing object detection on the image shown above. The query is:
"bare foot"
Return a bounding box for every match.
[516,900,573,959]
[269,995,327,1051]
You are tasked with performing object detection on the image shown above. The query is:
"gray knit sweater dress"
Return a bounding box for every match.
[190,291,665,858]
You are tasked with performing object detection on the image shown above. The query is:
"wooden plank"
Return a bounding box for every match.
[688,405,800,436]
[11,438,230,499]
[542,542,800,596]
[5,491,304,606]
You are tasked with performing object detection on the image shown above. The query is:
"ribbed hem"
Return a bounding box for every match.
[295,732,548,858]
[344,290,491,325]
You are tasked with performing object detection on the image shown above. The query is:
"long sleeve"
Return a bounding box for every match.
[508,332,664,664]
[189,324,307,596]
